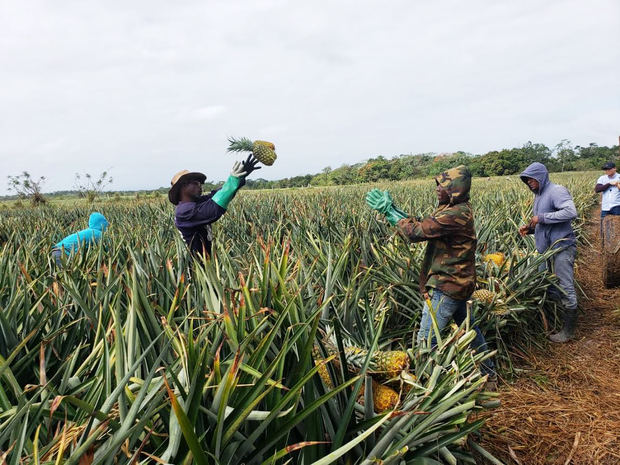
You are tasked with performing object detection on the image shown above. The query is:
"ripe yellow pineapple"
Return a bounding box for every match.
[472,289,509,314]
[491,306,510,316]
[314,354,399,412]
[344,347,409,378]
[374,350,410,378]
[483,252,505,266]
[472,289,496,305]
[254,140,275,150]
[358,379,400,412]
[315,342,409,378]
[227,136,277,166]
[315,359,334,389]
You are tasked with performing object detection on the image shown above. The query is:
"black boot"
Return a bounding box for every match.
[549,307,577,343]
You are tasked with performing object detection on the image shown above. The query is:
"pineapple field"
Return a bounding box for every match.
[0,172,600,464]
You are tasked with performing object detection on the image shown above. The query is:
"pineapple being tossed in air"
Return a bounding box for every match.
[227,137,277,166]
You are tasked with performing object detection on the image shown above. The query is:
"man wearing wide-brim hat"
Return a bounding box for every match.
[595,161,620,223]
[169,155,260,259]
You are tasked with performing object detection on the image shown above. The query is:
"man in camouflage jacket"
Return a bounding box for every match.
[398,166,476,301]
[366,165,495,377]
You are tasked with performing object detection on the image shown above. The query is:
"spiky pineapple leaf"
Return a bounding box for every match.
[227,137,254,153]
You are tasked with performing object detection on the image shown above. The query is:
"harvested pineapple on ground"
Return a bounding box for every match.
[344,347,410,379]
[472,289,496,305]
[358,379,400,412]
[315,358,334,389]
[316,342,410,379]
[472,289,510,315]
[227,136,277,165]
[314,357,400,412]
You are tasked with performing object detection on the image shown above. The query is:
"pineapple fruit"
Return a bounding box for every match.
[315,356,399,412]
[341,346,409,378]
[472,289,496,305]
[314,358,334,389]
[483,252,505,266]
[320,345,409,378]
[313,346,405,413]
[314,344,409,377]
[227,136,277,166]
[472,289,509,315]
[358,379,400,412]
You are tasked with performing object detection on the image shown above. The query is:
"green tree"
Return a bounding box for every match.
[553,139,577,172]
[574,143,619,171]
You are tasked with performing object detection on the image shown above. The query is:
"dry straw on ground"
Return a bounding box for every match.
[479,212,620,465]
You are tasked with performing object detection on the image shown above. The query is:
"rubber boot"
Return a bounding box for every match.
[549,307,577,343]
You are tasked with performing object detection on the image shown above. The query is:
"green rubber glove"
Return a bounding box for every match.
[212,175,242,209]
[365,189,408,226]
[366,188,386,211]
[212,161,248,209]
[385,205,408,226]
[382,190,408,225]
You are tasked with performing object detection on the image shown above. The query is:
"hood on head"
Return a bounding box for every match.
[434,165,472,204]
[520,162,549,192]
[89,212,109,231]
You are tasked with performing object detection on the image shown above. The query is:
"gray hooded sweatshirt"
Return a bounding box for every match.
[520,162,577,252]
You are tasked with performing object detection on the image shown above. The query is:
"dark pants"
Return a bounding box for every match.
[52,249,63,267]
[601,205,620,218]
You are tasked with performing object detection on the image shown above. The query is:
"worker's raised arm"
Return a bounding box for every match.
[397,207,468,243]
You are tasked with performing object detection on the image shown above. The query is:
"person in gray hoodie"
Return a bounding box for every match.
[519,162,578,343]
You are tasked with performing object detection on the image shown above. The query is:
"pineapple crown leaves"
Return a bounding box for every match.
[227,136,255,153]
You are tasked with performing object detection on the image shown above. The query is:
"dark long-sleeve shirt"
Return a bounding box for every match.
[174,191,225,257]
[595,183,611,193]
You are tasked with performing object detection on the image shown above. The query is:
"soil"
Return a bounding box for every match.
[479,210,620,465]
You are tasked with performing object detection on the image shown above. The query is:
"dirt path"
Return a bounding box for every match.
[480,210,620,465]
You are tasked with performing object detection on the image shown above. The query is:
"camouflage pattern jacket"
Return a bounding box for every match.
[397,165,476,301]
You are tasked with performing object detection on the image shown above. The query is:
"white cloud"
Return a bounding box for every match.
[183,105,228,121]
[0,0,619,194]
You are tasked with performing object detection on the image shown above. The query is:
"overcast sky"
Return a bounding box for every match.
[1,0,619,194]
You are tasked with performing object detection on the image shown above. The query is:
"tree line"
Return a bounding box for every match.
[5,140,618,204]
[243,140,619,189]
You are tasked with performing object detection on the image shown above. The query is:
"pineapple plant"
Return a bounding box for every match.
[0,170,595,463]
[227,136,277,165]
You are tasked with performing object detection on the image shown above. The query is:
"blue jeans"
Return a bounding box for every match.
[417,289,496,376]
[543,245,577,310]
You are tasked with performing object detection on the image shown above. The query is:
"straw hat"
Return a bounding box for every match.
[168,170,206,205]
